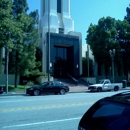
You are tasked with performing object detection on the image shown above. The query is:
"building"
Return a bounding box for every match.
[39,0,82,78]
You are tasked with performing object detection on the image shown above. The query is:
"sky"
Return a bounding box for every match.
[27,0,130,46]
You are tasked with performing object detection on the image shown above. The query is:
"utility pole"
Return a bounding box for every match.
[48,0,50,81]
[109,49,116,83]
[87,44,89,77]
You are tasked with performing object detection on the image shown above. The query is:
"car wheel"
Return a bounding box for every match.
[33,90,40,96]
[114,86,119,91]
[60,89,65,95]
[97,87,102,92]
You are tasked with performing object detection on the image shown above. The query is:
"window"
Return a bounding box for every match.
[93,104,125,117]
[59,28,64,34]
[80,100,130,130]
[40,33,42,38]
[57,0,61,13]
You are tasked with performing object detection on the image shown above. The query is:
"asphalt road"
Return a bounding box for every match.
[0,90,128,130]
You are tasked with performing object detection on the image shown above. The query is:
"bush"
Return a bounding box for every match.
[3,85,14,91]
[26,81,34,86]
[37,72,48,77]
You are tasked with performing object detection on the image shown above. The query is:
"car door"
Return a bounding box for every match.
[40,82,50,93]
[103,81,111,90]
[46,82,55,93]
[52,82,61,93]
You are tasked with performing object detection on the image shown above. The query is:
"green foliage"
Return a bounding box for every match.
[87,17,121,66]
[124,4,130,23]
[8,0,40,79]
[37,72,48,77]
[0,0,18,50]
[0,0,41,87]
[123,4,130,73]
[86,4,130,77]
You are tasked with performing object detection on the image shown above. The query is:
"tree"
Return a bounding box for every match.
[8,0,40,87]
[124,4,130,23]
[86,17,121,76]
[116,19,130,77]
[120,4,130,77]
[0,0,20,49]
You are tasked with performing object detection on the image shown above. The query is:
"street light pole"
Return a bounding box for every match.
[87,44,89,77]
[48,0,50,81]
[5,32,10,94]
[109,49,116,83]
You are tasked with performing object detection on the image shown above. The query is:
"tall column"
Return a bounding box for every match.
[44,0,57,14]
[62,0,70,17]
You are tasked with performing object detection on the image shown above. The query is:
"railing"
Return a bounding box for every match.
[67,73,78,82]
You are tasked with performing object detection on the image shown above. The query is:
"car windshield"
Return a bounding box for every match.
[98,80,105,84]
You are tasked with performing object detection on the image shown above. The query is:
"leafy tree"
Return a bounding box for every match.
[0,0,21,50]
[86,17,121,76]
[120,4,130,77]
[116,19,130,76]
[8,0,40,87]
[124,4,130,23]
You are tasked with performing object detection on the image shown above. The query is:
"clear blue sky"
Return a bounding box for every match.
[27,0,130,44]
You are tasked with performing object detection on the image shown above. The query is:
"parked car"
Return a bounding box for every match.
[78,91,130,130]
[88,79,123,92]
[26,81,69,96]
[0,86,4,94]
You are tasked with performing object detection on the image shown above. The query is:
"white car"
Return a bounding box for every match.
[88,79,123,92]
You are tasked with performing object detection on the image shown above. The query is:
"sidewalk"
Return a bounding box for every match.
[0,86,88,96]
[69,86,88,93]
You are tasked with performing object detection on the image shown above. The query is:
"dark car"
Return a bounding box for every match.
[0,86,4,94]
[78,91,130,130]
[26,81,69,96]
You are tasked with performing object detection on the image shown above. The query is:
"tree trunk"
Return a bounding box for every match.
[14,50,18,88]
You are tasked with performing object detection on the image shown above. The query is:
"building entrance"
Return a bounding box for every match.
[54,46,74,78]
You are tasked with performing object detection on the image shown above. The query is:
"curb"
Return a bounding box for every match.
[0,91,88,96]
[1,88,130,96]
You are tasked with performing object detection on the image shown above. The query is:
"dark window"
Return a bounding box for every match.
[59,28,64,34]
[57,0,61,13]
[93,104,124,117]
[80,100,130,130]
[55,82,61,85]
[40,33,42,38]
[55,47,67,60]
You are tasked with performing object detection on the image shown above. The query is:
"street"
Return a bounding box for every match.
[0,90,128,130]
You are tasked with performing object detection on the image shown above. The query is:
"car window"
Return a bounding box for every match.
[80,100,130,130]
[93,104,125,117]
[104,81,109,84]
[98,80,104,84]
[54,82,61,86]
[49,82,54,86]
[41,82,49,86]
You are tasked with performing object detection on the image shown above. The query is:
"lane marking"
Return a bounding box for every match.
[0,101,94,112]
[0,96,94,103]
[3,117,81,128]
